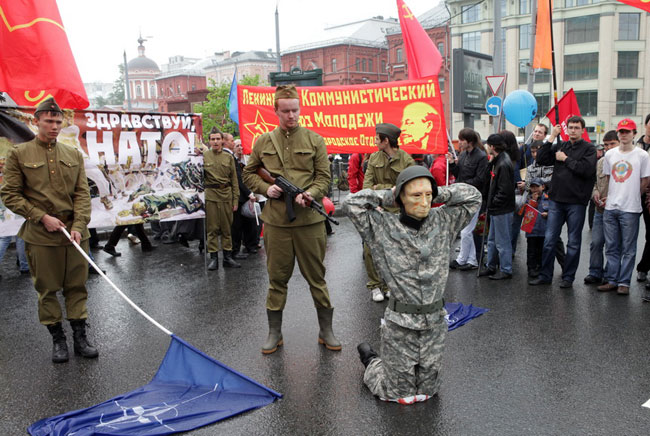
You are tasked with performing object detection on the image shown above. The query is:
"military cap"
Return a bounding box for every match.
[394,165,437,206]
[274,85,299,101]
[34,97,62,115]
[375,123,401,143]
[209,126,222,135]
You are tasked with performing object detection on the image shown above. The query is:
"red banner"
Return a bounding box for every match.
[545,89,591,142]
[0,0,89,108]
[238,78,447,155]
[616,0,650,13]
[520,203,539,234]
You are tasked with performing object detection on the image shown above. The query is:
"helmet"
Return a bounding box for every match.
[394,165,437,205]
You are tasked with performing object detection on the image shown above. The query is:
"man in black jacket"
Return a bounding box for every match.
[479,134,515,280]
[529,116,597,288]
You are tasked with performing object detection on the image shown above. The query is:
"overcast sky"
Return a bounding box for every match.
[57,0,442,83]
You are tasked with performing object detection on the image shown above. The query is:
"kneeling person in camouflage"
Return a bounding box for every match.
[343,166,481,403]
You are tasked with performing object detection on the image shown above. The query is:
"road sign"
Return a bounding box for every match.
[485,96,502,116]
[485,76,506,95]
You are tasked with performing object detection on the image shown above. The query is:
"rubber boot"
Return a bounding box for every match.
[357,342,378,368]
[222,250,241,268]
[46,323,69,363]
[208,252,219,271]
[316,307,342,351]
[69,319,99,358]
[261,310,283,354]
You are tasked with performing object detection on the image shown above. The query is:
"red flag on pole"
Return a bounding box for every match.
[0,0,89,108]
[520,204,539,234]
[615,0,650,12]
[396,0,443,79]
[532,0,553,70]
[545,89,591,142]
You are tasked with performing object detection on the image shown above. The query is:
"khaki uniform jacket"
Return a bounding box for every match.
[242,126,330,227]
[363,148,414,212]
[593,157,609,214]
[0,137,91,246]
[203,148,239,208]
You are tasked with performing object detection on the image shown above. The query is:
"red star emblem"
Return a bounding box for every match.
[244,110,277,146]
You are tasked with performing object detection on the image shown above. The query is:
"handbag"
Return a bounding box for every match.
[241,200,261,219]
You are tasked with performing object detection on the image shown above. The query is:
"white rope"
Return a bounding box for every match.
[60,227,173,336]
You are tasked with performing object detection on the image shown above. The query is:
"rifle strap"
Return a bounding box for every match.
[268,129,291,179]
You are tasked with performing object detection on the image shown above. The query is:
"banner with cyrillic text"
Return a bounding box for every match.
[238,78,447,155]
[0,107,205,237]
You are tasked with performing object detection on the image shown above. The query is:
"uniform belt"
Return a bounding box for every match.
[205,183,231,189]
[387,298,444,314]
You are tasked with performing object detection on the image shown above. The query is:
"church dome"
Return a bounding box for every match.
[127,56,160,72]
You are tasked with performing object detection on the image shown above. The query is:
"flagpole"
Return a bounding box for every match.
[548,0,559,126]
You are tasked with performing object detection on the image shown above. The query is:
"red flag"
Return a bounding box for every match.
[396,0,443,79]
[545,89,591,142]
[520,204,539,234]
[0,0,89,109]
[615,0,650,13]
[532,0,553,70]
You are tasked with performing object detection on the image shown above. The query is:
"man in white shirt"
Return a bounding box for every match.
[598,119,650,295]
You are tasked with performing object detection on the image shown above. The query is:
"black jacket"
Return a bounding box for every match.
[536,138,596,205]
[449,146,488,191]
[485,152,515,216]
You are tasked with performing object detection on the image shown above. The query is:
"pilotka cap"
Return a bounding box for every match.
[274,85,299,102]
[34,97,62,115]
[375,123,401,143]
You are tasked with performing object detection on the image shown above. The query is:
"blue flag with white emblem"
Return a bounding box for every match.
[445,302,489,331]
[28,335,281,435]
[227,68,239,126]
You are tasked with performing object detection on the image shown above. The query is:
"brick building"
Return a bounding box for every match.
[156,73,207,112]
[281,17,399,86]
[205,50,278,85]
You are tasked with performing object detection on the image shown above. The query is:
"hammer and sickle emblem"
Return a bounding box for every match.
[402,4,414,19]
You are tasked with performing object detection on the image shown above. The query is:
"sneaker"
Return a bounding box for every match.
[637,271,647,282]
[616,285,629,295]
[127,233,140,245]
[371,288,385,302]
[597,283,617,292]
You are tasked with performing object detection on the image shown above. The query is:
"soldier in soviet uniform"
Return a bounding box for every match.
[242,85,341,354]
[343,166,481,403]
[0,97,98,363]
[362,123,415,302]
[203,127,240,270]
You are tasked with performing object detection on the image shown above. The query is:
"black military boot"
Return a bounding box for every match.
[208,252,219,270]
[222,251,241,268]
[357,342,378,367]
[69,319,99,358]
[46,323,69,363]
[316,307,342,351]
[262,310,283,354]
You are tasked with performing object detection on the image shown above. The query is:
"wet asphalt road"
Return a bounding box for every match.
[1,214,650,436]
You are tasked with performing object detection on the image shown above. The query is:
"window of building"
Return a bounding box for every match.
[520,0,530,14]
[617,51,638,78]
[191,84,196,91]
[462,4,480,23]
[396,48,403,63]
[501,0,507,17]
[519,60,551,85]
[356,58,361,71]
[368,59,373,72]
[574,90,598,116]
[296,55,301,68]
[150,85,156,98]
[362,59,367,71]
[616,89,637,115]
[566,0,592,6]
[136,85,142,98]
[519,61,529,85]
[565,15,599,44]
[381,60,386,72]
[169,86,173,95]
[534,93,550,116]
[332,58,337,72]
[160,87,164,96]
[619,13,640,40]
[439,76,445,93]
[535,69,551,83]
[462,31,481,52]
[564,52,598,80]
[177,85,181,93]
[520,24,531,49]
[437,42,444,55]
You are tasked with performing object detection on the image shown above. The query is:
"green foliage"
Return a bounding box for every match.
[194,74,264,140]
[108,64,125,105]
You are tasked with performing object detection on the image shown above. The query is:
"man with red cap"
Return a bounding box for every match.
[597,119,650,295]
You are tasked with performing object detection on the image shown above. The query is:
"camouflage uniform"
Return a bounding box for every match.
[362,149,415,294]
[343,183,481,400]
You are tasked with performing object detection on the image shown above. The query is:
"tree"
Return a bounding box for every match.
[194,74,263,140]
[107,64,125,106]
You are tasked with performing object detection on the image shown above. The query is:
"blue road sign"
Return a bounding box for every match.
[486,96,502,116]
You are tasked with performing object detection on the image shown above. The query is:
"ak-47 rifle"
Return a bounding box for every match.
[256,167,339,225]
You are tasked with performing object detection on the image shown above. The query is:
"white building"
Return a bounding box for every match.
[447,0,650,141]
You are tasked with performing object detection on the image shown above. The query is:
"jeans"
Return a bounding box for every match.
[0,236,29,272]
[636,194,650,273]
[456,209,479,266]
[603,209,641,287]
[588,210,606,279]
[540,201,587,283]
[486,213,513,274]
[511,211,524,253]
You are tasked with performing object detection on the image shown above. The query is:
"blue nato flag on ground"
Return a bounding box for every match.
[445,302,489,331]
[28,335,281,435]
[227,68,238,126]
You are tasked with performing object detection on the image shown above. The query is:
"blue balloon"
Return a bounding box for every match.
[503,90,538,128]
